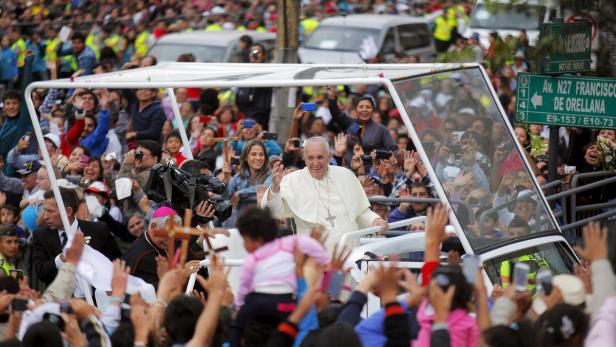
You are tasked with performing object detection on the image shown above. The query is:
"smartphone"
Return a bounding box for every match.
[243,119,256,129]
[80,154,90,164]
[10,298,29,312]
[564,165,576,174]
[326,271,345,300]
[43,312,65,331]
[10,269,24,282]
[462,255,481,284]
[375,150,392,160]
[22,131,31,142]
[301,102,317,112]
[262,132,278,141]
[59,301,73,314]
[513,262,530,291]
[536,269,553,296]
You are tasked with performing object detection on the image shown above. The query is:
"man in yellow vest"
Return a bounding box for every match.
[0,225,19,276]
[433,11,453,53]
[44,26,62,70]
[134,29,151,58]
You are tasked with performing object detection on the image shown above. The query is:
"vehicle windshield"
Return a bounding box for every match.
[302,26,380,52]
[483,242,576,289]
[470,3,546,31]
[393,68,558,251]
[149,44,227,63]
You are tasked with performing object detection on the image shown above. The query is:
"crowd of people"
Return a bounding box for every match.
[0,0,615,346]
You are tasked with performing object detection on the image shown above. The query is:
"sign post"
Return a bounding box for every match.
[516,73,616,129]
[541,21,592,75]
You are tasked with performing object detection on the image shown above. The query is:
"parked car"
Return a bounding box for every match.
[298,14,436,64]
[148,30,276,63]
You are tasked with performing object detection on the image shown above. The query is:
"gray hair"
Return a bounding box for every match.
[303,136,330,153]
[150,214,182,229]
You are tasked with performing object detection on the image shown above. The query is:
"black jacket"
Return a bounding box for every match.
[32,220,122,284]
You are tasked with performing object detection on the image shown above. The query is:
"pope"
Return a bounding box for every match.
[262,136,388,250]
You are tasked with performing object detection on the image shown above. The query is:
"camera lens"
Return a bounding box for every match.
[135,151,143,160]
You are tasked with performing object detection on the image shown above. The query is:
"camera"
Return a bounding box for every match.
[145,162,232,224]
[250,49,261,60]
[135,150,144,161]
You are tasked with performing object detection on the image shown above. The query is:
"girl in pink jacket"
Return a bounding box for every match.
[412,265,479,347]
[229,207,330,347]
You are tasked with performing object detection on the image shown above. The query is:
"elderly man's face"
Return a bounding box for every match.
[303,141,331,180]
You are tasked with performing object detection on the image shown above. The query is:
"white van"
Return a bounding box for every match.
[298,14,436,64]
[464,0,561,48]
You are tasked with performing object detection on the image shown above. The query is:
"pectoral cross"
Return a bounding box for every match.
[325,209,336,228]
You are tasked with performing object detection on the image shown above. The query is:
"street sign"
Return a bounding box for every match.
[540,21,592,74]
[516,73,616,129]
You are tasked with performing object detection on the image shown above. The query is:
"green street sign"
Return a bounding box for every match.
[516,73,616,129]
[540,21,592,74]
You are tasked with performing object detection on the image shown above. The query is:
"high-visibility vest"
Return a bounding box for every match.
[104,34,124,53]
[446,7,458,28]
[433,16,452,42]
[300,18,319,36]
[0,254,14,277]
[134,31,150,57]
[205,24,223,32]
[45,37,61,62]
[86,33,101,59]
[500,254,548,291]
[11,38,27,68]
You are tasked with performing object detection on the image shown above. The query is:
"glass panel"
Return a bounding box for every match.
[470,3,546,31]
[149,44,227,63]
[483,242,576,292]
[393,68,558,250]
[398,24,431,51]
[302,26,380,52]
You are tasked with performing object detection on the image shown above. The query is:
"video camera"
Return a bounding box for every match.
[145,162,232,224]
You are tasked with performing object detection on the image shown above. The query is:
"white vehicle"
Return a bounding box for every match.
[298,14,436,63]
[464,0,561,48]
[25,63,578,310]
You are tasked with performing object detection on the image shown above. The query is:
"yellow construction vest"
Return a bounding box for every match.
[0,255,14,277]
[205,24,223,32]
[433,16,452,42]
[301,18,319,36]
[134,31,150,57]
[45,37,61,62]
[11,38,27,68]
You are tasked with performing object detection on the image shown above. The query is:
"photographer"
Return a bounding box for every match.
[118,140,162,193]
[235,43,272,129]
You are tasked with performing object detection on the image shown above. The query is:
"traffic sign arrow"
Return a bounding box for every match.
[531,92,543,109]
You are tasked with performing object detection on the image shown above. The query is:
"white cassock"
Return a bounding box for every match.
[262,165,379,250]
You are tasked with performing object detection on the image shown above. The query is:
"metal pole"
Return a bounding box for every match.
[165,88,194,160]
[548,126,559,186]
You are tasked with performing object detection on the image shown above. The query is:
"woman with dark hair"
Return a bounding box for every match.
[194,126,218,171]
[326,85,397,161]
[222,140,272,225]
[83,156,104,184]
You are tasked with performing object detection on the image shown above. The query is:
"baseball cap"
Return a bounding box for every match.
[18,160,41,176]
[43,133,60,148]
[85,181,110,195]
[517,189,538,202]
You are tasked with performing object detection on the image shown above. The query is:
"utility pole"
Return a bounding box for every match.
[269,0,300,139]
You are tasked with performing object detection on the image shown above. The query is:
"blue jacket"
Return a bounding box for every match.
[80,109,111,157]
[355,299,420,347]
[0,47,18,81]
[0,55,33,169]
[27,40,47,73]
[124,90,166,143]
[58,45,97,75]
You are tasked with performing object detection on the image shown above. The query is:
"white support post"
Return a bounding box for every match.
[166,88,194,160]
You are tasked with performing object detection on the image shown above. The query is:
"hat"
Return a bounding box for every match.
[516,189,538,202]
[152,206,178,219]
[531,274,587,315]
[43,133,60,148]
[85,181,110,195]
[514,51,525,59]
[553,274,586,306]
[57,179,79,189]
[18,160,41,176]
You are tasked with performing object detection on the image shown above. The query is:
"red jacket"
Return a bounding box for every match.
[60,119,84,156]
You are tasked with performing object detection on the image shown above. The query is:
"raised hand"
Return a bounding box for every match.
[271,161,284,193]
[330,243,351,272]
[334,133,348,157]
[310,224,328,247]
[426,204,450,244]
[195,200,215,220]
[428,280,456,323]
[111,259,130,300]
[573,222,608,262]
[325,85,336,99]
[65,232,85,265]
